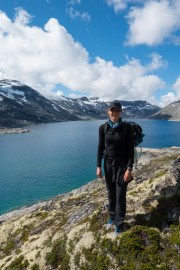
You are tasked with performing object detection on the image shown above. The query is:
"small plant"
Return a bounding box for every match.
[46,236,70,269]
[169,224,180,246]
[3,240,16,255]
[4,255,29,270]
[80,246,111,270]
[31,263,40,270]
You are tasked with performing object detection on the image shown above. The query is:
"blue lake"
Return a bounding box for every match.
[0,119,180,215]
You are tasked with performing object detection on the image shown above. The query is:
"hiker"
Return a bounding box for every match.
[96,100,134,236]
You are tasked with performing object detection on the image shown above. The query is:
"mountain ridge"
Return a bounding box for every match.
[0,79,161,128]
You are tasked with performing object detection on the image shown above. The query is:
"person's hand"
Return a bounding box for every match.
[124,169,133,183]
[96,167,103,178]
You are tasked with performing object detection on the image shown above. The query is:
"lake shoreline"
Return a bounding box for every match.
[0,118,179,135]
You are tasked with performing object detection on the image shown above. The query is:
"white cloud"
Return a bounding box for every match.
[160,92,177,107]
[105,0,141,12]
[68,0,81,5]
[146,53,168,72]
[66,0,90,22]
[158,76,180,106]
[14,8,32,25]
[0,9,169,105]
[172,76,180,98]
[66,7,91,22]
[126,0,180,46]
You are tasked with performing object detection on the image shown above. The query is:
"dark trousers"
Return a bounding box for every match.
[104,160,128,227]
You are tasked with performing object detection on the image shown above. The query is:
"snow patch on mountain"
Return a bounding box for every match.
[0,85,26,100]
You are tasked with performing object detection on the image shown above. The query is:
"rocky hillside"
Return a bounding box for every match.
[149,99,180,121]
[0,79,160,128]
[0,147,179,270]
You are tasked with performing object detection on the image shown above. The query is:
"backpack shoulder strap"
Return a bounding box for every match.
[103,122,109,133]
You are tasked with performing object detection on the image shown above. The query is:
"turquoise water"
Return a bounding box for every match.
[0,119,180,215]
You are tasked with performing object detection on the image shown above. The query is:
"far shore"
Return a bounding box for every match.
[0,127,31,135]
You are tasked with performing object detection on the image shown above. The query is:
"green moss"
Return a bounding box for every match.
[74,251,81,268]
[148,178,155,184]
[3,240,16,255]
[39,211,49,220]
[129,191,138,196]
[154,170,167,178]
[43,236,52,248]
[68,239,75,253]
[169,225,180,246]
[31,263,40,270]
[45,236,70,269]
[4,255,29,270]
[147,169,167,184]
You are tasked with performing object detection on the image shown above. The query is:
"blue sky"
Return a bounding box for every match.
[0,0,180,107]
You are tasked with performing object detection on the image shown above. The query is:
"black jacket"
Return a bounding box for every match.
[97,121,134,168]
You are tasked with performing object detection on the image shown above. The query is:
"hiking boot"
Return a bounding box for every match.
[114,224,124,237]
[106,218,115,230]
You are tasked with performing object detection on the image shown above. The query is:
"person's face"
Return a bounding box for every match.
[108,107,121,123]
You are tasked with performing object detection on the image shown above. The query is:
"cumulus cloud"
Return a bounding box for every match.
[0,9,168,104]
[158,76,180,106]
[126,0,180,46]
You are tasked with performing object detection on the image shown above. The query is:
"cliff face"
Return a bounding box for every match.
[0,147,179,270]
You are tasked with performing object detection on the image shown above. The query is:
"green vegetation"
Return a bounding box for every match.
[31,263,40,270]
[4,255,29,270]
[77,247,111,270]
[3,240,16,255]
[46,236,70,269]
[89,208,108,234]
[20,224,34,242]
[169,224,180,246]
[73,225,180,270]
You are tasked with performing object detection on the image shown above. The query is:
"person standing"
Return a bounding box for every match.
[96,100,134,236]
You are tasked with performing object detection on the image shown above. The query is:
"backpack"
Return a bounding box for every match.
[104,121,145,167]
[127,121,145,147]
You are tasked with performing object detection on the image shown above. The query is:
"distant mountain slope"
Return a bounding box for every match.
[149,100,180,121]
[0,79,78,127]
[0,79,160,128]
[120,100,160,118]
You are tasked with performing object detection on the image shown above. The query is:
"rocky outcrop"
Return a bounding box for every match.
[0,128,31,135]
[0,147,179,270]
[149,99,180,120]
